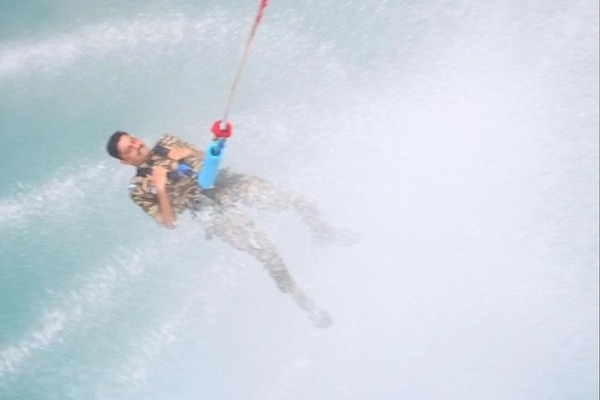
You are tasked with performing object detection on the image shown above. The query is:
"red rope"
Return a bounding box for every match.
[220,0,269,129]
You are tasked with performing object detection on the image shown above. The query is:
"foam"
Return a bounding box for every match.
[0,160,114,230]
[0,310,67,375]
[91,258,245,398]
[0,11,235,77]
[0,239,165,377]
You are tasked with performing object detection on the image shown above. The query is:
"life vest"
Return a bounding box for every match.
[135,145,196,181]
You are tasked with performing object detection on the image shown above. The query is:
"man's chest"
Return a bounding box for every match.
[148,155,179,170]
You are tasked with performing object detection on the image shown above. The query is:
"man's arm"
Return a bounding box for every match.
[149,166,176,228]
[155,188,175,228]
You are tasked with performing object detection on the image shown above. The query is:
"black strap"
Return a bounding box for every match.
[136,167,181,181]
[136,144,178,179]
[152,144,170,156]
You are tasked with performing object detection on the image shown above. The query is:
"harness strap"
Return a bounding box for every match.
[136,167,183,181]
[135,143,195,181]
[152,145,170,156]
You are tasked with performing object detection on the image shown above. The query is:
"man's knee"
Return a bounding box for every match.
[268,267,296,293]
[257,252,296,293]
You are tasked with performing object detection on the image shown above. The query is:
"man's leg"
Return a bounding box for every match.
[203,205,332,328]
[214,171,358,246]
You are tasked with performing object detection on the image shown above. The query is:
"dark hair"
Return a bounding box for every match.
[107,131,128,159]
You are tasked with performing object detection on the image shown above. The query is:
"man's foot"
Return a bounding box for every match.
[289,288,333,329]
[306,307,333,329]
[313,228,360,247]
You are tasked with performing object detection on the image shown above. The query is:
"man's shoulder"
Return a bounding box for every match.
[156,134,202,152]
[157,134,185,148]
[128,175,153,199]
[127,176,159,216]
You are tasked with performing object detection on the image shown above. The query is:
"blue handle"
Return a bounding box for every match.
[177,163,195,177]
[211,139,226,156]
[198,140,226,189]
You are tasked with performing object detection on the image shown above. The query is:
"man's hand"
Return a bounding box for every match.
[166,147,204,161]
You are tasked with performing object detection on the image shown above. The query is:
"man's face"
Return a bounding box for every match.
[117,134,150,165]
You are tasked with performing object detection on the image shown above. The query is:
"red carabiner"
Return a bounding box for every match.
[211,120,233,139]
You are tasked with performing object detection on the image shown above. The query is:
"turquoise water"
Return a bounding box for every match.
[1,1,599,399]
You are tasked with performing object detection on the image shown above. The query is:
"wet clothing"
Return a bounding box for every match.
[128,134,332,294]
[128,134,207,220]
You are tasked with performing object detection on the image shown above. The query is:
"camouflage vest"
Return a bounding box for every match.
[128,134,206,221]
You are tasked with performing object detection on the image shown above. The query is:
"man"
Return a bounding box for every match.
[106,131,357,328]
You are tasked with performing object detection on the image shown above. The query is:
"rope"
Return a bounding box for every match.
[220,0,269,130]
